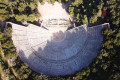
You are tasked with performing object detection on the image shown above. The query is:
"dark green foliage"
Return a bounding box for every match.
[3,27,12,38]
[0,48,16,80]
[13,61,32,79]
[0,32,3,40]
[68,6,74,15]
[0,0,40,22]
[29,72,49,80]
[0,1,9,21]
[82,15,88,24]
[1,27,17,59]
[67,0,104,25]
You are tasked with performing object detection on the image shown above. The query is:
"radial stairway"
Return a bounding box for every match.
[10,22,106,76]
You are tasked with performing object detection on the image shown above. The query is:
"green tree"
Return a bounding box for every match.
[82,15,88,24]
[89,15,97,24]
[68,6,74,15]
[51,0,55,5]
[3,27,12,38]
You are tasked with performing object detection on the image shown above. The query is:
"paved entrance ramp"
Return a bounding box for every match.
[11,23,104,76]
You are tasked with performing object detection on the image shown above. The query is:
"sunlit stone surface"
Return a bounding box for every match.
[11,22,104,76]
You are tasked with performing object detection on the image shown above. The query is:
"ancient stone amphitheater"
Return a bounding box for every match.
[8,22,109,76]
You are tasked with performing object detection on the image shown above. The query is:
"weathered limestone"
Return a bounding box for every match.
[10,22,107,76]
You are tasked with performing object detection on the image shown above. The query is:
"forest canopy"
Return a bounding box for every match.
[0,0,40,22]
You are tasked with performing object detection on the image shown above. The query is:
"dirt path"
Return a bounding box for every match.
[38,1,71,20]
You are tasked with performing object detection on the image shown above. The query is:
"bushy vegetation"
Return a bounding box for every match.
[0,0,40,22]
[68,0,103,25]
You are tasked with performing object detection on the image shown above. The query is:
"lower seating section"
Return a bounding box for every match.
[11,22,104,76]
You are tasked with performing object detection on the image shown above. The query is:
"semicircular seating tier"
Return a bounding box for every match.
[10,22,104,76]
